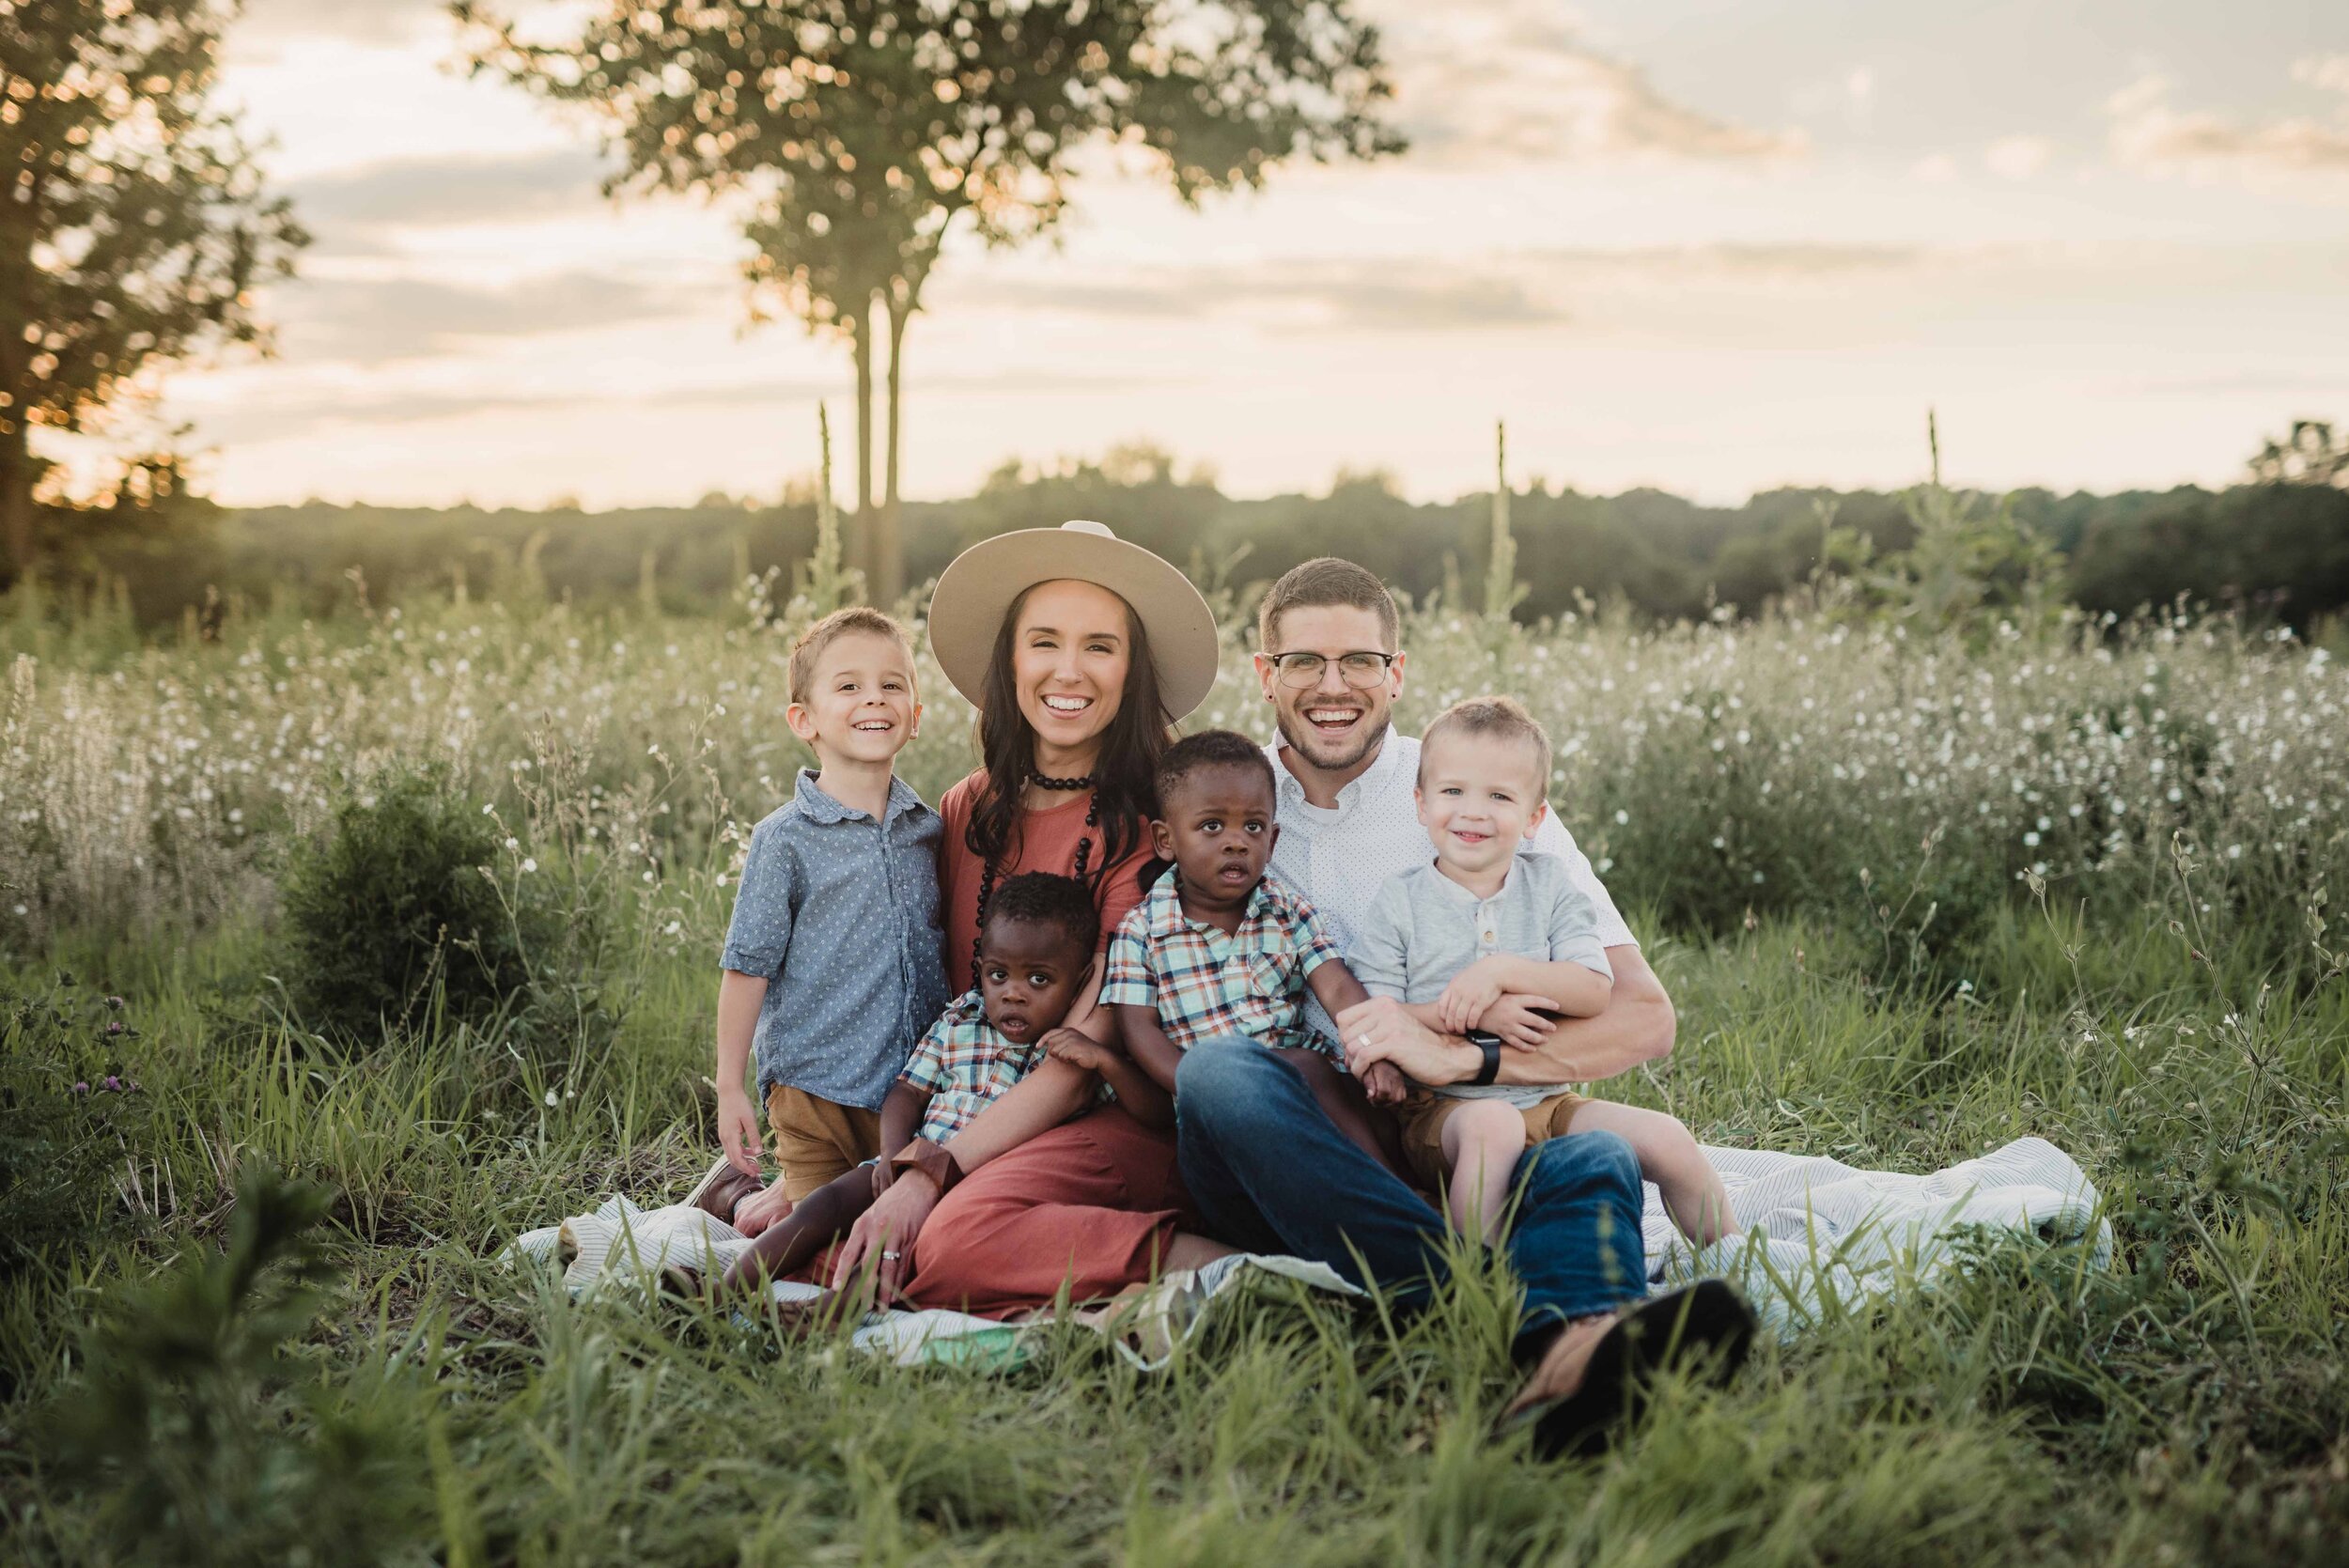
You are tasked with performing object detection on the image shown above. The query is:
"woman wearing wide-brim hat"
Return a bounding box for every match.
[828,520,1235,1312]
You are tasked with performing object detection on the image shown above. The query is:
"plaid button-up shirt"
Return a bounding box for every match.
[896,989,1046,1145]
[1100,871,1342,1054]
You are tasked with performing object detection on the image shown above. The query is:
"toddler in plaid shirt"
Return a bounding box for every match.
[722,873,1167,1296]
[1102,731,1408,1170]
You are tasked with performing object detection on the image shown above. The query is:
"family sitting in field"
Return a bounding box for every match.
[683,530,1756,1452]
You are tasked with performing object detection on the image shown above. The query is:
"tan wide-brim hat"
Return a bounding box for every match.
[926,520,1221,722]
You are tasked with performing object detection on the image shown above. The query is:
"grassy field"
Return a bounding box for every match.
[2,579,2344,1565]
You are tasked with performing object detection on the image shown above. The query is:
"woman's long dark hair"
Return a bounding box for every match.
[964,582,1174,900]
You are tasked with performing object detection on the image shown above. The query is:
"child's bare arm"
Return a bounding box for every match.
[1046,1028,1174,1127]
[1488,957,1610,1017]
[714,970,769,1175]
[871,1080,932,1194]
[1110,1003,1187,1096]
[1438,955,1609,1032]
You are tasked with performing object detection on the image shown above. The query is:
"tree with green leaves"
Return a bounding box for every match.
[2248,418,2348,488]
[454,0,1398,603]
[0,0,306,587]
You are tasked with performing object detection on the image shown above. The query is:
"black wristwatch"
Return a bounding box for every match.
[1464,1030,1503,1086]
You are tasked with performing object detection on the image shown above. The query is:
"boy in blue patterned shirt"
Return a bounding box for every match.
[719,874,1167,1296]
[1101,730,1406,1167]
[692,608,951,1237]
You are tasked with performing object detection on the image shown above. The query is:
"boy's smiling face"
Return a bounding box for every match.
[1416,732,1548,880]
[786,629,920,767]
[1151,763,1279,916]
[976,918,1090,1043]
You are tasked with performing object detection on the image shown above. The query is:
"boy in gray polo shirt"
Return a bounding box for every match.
[691,608,951,1234]
[1349,697,1736,1248]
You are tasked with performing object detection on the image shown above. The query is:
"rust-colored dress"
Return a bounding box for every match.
[905,768,1196,1316]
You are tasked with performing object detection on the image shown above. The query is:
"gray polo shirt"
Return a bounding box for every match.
[720,770,950,1112]
[1349,852,1612,1110]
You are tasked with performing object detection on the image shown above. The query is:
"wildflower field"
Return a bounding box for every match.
[2,579,2344,1565]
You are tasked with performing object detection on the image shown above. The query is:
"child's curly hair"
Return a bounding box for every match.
[981,872,1099,957]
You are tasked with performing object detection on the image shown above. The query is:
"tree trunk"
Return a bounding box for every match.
[879,291,907,607]
[850,303,876,598]
[0,417,32,591]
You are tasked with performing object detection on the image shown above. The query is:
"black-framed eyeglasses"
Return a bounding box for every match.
[1264,650,1399,690]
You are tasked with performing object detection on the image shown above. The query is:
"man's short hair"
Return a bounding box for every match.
[982,872,1099,956]
[787,606,916,706]
[1257,557,1399,653]
[1420,695,1552,797]
[1155,728,1276,812]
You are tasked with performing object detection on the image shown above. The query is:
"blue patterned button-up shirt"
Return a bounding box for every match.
[721,770,950,1111]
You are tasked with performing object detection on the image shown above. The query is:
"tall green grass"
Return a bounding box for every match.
[1,585,2342,1563]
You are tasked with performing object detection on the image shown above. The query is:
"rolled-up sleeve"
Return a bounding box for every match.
[1348,880,1412,999]
[720,820,797,975]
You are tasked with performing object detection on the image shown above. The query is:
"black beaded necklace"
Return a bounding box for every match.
[972,771,1099,990]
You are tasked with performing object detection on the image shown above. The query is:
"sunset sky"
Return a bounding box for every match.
[118,1,2349,508]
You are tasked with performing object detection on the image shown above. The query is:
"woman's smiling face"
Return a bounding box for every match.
[1012,579,1132,758]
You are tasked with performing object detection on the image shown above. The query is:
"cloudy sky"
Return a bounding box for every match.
[116,1,2349,507]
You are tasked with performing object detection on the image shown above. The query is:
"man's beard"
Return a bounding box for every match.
[1275,701,1388,774]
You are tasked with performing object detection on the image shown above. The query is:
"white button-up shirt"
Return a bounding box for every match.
[1266,725,1635,1042]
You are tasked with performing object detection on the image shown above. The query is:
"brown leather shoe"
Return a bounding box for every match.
[1500,1280,1756,1457]
[682,1156,766,1226]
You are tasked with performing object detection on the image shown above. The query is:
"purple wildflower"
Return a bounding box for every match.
[102,1075,122,1092]
[71,1081,89,1095]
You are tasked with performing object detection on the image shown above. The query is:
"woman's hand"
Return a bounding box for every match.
[716,1085,762,1177]
[1481,993,1562,1049]
[829,1167,940,1308]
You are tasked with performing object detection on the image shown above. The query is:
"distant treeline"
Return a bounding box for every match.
[42,451,2349,629]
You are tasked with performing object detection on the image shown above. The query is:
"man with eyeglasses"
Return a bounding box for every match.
[1172,557,1752,1455]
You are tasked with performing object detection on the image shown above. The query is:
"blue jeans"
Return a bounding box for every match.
[1174,1038,1646,1350]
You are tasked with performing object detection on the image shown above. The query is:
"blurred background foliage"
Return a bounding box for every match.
[26,420,2349,636]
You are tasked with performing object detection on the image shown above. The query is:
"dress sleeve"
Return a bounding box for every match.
[1526,807,1637,951]
[720,817,796,976]
[1097,904,1158,1010]
[1347,877,1412,1000]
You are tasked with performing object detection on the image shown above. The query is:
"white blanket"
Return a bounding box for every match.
[505,1135,2108,1365]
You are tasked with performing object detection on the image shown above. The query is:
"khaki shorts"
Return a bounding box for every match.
[1395,1088,1589,1194]
[765,1084,883,1201]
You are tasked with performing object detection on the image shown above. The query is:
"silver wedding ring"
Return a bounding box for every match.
[879,1250,901,1262]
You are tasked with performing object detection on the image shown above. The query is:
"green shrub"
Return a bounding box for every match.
[0,972,153,1288]
[277,765,555,1044]
[47,1162,434,1567]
